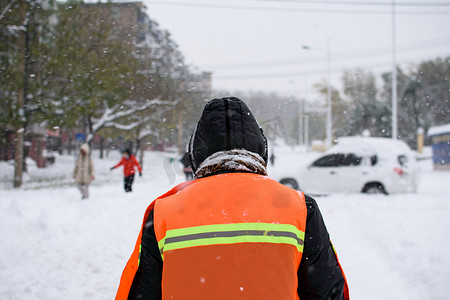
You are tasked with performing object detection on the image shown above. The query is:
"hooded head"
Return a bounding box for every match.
[123,149,131,159]
[188,97,268,173]
[80,143,89,155]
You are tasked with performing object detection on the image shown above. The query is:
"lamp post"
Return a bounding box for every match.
[287,79,306,146]
[302,39,332,149]
[391,0,398,139]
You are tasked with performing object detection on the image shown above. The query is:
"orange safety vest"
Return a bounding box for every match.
[115,173,307,300]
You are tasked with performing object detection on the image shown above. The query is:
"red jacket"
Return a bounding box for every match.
[113,155,142,176]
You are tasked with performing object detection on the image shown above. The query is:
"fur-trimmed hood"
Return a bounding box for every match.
[194,149,267,179]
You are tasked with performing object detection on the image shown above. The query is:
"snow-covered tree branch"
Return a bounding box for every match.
[86,99,178,143]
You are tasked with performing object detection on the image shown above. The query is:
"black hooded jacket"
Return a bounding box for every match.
[127,98,348,299]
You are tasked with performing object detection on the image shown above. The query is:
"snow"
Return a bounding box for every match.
[333,136,414,157]
[427,123,450,137]
[1,146,450,299]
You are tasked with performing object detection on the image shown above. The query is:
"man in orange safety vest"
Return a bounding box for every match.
[115,97,349,300]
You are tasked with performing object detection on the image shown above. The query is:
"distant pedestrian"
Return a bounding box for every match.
[270,151,276,165]
[110,149,142,192]
[180,152,193,181]
[73,143,95,199]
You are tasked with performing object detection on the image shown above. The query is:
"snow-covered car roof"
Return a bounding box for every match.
[328,137,413,157]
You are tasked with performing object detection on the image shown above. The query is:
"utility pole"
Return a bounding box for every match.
[325,38,332,148]
[302,40,332,149]
[304,113,310,152]
[298,100,303,146]
[392,0,398,139]
[13,0,27,188]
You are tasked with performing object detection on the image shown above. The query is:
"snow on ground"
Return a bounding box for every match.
[1,146,449,299]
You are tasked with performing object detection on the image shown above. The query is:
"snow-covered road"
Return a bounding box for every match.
[1,148,449,299]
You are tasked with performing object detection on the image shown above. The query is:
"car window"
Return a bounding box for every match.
[398,155,408,166]
[341,153,362,166]
[312,154,344,167]
[370,155,378,166]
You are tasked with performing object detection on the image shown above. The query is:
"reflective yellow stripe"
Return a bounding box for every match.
[138,244,142,266]
[158,236,166,255]
[159,223,304,259]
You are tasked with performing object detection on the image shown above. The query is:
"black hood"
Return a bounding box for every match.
[188,97,268,173]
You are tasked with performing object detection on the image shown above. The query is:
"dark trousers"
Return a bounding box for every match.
[124,174,135,192]
[184,171,193,181]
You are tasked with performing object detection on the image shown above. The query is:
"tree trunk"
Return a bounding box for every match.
[139,145,144,171]
[68,132,73,155]
[99,136,104,159]
[14,0,27,188]
[135,135,144,170]
[13,128,24,188]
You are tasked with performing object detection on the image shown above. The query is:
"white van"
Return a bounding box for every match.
[278,137,419,194]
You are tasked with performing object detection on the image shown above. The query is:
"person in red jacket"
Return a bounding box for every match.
[110,149,142,192]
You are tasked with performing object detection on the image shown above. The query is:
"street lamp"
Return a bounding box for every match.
[302,39,332,149]
[391,0,398,139]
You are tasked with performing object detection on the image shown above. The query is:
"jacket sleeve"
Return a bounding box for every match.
[127,209,163,300]
[113,158,124,169]
[297,195,349,300]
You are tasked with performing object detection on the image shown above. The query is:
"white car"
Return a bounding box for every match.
[278,137,419,195]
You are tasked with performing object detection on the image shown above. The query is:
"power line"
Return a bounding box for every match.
[213,49,450,80]
[215,68,342,80]
[214,53,448,79]
[200,36,450,70]
[212,53,438,80]
[251,0,450,7]
[147,1,450,15]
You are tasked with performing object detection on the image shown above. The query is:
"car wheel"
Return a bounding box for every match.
[362,183,387,194]
[280,178,299,190]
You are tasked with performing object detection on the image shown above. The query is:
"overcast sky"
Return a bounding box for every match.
[141,0,450,101]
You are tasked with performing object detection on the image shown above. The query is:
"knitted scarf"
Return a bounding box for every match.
[194,149,268,179]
